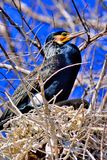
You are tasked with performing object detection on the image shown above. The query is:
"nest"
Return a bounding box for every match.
[0,104,107,160]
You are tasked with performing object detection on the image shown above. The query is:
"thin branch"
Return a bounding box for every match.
[79,26,107,51]
[87,56,107,113]
[55,1,75,30]
[0,63,30,75]
[43,62,89,85]
[98,92,107,112]
[71,0,89,33]
[1,13,21,66]
[100,124,106,160]
[0,72,15,90]
[86,150,96,160]
[5,92,22,116]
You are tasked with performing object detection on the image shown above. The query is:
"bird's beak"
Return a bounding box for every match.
[54,31,86,45]
[68,31,86,40]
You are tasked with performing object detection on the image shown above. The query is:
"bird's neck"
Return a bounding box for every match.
[44,42,61,59]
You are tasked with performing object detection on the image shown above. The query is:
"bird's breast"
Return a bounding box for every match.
[61,44,81,65]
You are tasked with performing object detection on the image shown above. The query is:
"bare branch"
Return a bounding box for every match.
[71,0,89,33]
[87,56,107,113]
[0,63,30,75]
[5,92,22,116]
[79,26,107,51]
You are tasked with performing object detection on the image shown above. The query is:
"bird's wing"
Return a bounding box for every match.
[12,55,61,107]
[0,54,65,123]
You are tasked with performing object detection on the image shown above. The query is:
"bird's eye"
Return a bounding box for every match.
[61,32,67,36]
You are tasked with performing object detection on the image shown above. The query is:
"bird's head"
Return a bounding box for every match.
[46,31,85,45]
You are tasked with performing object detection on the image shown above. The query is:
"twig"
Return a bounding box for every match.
[87,56,107,113]
[39,74,58,159]
[79,26,107,51]
[44,62,89,85]
[5,92,22,116]
[1,12,20,66]
[100,124,106,160]
[0,63,30,75]
[86,150,96,160]
[99,93,107,112]
[83,125,91,160]
[55,1,75,30]
[0,72,15,90]
[71,0,89,34]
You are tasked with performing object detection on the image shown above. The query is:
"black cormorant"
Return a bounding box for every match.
[0,30,86,129]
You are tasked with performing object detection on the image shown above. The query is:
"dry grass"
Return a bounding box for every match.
[0,103,107,160]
